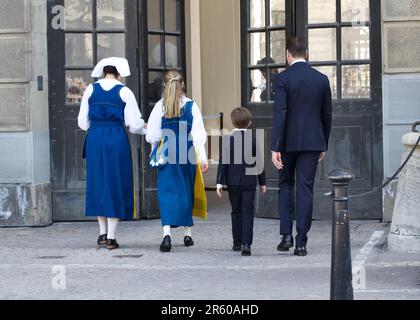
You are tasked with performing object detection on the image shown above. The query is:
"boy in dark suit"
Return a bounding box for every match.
[217,108,267,256]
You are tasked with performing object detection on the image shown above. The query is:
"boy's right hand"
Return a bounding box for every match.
[216,185,223,198]
[261,185,267,194]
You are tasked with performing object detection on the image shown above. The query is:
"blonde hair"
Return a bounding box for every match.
[162,70,185,119]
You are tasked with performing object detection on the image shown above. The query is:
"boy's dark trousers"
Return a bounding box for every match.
[227,186,256,246]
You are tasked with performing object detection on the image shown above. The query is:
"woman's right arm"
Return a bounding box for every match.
[145,101,164,148]
[77,84,93,131]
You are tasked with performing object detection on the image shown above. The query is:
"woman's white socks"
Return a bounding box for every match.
[184,227,192,237]
[107,218,119,240]
[98,217,107,236]
[163,225,171,237]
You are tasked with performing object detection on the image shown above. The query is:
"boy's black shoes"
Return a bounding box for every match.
[232,243,242,252]
[277,235,294,252]
[97,234,107,246]
[184,236,194,247]
[107,239,119,250]
[241,245,252,256]
[160,235,172,252]
[294,247,307,257]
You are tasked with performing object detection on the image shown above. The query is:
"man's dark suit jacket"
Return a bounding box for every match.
[271,61,333,153]
[217,130,266,188]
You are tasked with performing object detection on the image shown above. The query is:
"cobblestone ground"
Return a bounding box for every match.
[0,193,419,300]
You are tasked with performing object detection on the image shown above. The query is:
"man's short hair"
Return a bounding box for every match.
[286,37,307,58]
[231,107,252,129]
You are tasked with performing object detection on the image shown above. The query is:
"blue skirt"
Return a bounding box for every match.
[157,162,196,227]
[84,125,134,220]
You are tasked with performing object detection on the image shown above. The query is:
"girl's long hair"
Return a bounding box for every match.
[162,70,185,119]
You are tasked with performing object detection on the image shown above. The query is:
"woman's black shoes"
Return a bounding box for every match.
[107,239,119,250]
[160,235,172,252]
[98,235,119,250]
[184,236,194,247]
[97,234,107,246]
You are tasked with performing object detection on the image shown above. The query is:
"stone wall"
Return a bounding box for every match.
[382,0,420,221]
[0,0,51,227]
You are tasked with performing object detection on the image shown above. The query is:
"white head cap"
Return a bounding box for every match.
[91,57,131,78]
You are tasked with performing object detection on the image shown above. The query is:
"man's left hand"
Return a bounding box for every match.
[272,152,284,170]
[319,152,326,162]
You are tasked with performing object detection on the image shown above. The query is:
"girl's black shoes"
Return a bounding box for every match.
[160,235,172,252]
[107,239,120,250]
[97,234,107,246]
[184,236,194,247]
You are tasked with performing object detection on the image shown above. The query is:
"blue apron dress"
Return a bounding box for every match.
[83,83,135,220]
[157,101,196,227]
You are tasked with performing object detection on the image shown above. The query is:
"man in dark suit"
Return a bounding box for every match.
[217,108,266,256]
[271,37,332,257]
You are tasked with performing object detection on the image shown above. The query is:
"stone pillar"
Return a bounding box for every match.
[0,0,52,227]
[388,132,420,252]
[382,0,420,221]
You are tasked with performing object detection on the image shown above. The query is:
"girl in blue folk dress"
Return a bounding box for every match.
[146,70,208,253]
[78,57,146,250]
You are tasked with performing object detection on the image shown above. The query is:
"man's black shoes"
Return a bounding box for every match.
[241,245,252,256]
[294,247,307,257]
[232,243,242,252]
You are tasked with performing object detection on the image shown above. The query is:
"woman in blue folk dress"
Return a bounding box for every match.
[146,70,208,253]
[78,57,146,250]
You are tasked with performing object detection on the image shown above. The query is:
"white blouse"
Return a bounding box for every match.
[146,96,208,164]
[78,79,146,135]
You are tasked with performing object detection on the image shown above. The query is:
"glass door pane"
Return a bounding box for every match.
[165,0,180,32]
[64,0,127,104]
[270,0,286,26]
[148,0,161,30]
[341,0,369,23]
[308,0,336,24]
[246,0,286,104]
[65,0,93,29]
[342,26,370,60]
[308,28,337,62]
[65,33,93,66]
[250,0,266,28]
[97,0,125,29]
[146,0,184,105]
[97,33,126,60]
[66,70,92,103]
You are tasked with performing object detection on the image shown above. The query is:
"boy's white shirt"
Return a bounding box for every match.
[146,96,208,164]
[78,79,146,135]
